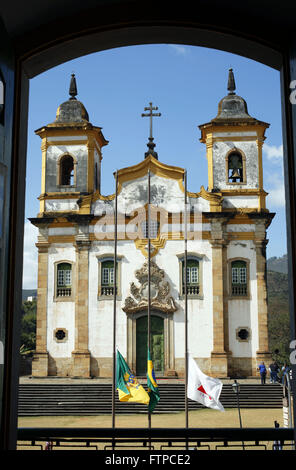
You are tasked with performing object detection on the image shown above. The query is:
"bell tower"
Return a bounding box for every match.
[35,74,108,216]
[199,69,269,211]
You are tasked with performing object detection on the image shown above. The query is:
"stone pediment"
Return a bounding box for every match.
[123,261,177,314]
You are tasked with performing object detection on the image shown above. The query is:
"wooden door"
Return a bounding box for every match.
[136,315,164,375]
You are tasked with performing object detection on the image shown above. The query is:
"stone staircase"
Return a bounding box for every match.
[17,383,284,416]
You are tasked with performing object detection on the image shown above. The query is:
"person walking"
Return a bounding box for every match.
[281,363,290,384]
[258,362,267,384]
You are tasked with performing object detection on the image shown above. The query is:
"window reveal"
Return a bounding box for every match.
[228,152,243,183]
[60,154,74,186]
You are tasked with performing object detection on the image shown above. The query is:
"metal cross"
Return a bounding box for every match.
[141,102,161,140]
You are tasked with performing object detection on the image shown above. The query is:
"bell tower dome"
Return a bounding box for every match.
[35,74,108,216]
[199,69,269,211]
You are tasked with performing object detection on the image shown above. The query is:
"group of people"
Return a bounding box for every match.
[257,361,290,385]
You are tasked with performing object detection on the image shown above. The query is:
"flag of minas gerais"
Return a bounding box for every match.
[147,349,160,412]
[116,349,150,404]
[187,354,224,411]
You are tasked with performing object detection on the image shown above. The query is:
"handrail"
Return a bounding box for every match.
[18,426,294,440]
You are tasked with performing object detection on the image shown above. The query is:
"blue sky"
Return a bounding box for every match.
[23,44,286,289]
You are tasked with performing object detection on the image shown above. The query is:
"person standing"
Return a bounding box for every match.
[269,362,279,383]
[281,363,290,384]
[258,362,267,384]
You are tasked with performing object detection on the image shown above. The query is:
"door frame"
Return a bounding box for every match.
[126,310,175,376]
[135,314,164,375]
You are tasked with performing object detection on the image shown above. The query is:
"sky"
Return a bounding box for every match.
[22,44,286,289]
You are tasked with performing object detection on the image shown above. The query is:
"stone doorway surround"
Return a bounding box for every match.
[126,310,175,377]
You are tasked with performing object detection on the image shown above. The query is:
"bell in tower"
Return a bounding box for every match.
[228,152,243,183]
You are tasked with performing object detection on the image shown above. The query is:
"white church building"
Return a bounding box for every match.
[31,70,274,379]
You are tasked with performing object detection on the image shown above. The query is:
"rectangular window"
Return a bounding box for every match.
[57,269,72,286]
[64,269,72,286]
[141,220,159,238]
[57,270,65,286]
[232,267,239,284]
[232,267,247,284]
[190,266,199,284]
[109,267,114,285]
[102,267,110,285]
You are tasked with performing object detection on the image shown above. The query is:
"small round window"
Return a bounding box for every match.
[237,328,250,342]
[55,329,67,342]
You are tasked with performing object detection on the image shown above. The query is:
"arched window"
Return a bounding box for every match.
[56,262,72,297]
[231,260,247,296]
[227,151,244,183]
[59,154,74,186]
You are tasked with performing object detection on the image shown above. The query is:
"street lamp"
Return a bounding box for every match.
[232,379,245,450]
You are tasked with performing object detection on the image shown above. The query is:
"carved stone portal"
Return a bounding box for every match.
[123,261,177,314]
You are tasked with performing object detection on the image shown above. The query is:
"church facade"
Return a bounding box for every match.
[31,71,274,379]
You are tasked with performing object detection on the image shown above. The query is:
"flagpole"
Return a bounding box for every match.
[184,169,189,435]
[112,170,118,433]
[148,169,152,435]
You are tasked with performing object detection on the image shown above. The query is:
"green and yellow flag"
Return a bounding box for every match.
[147,349,160,412]
[116,349,150,404]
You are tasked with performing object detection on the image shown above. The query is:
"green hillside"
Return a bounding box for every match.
[267,269,290,364]
[267,254,288,274]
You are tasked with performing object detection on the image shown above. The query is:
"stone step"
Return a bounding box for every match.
[17,383,283,416]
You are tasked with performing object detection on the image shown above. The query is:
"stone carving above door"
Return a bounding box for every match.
[123,261,177,314]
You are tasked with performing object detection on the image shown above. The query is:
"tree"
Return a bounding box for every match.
[20,299,36,354]
[267,271,291,365]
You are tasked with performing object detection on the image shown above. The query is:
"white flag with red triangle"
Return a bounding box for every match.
[187,355,225,411]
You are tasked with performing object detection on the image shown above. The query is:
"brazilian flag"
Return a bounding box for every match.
[116,350,150,404]
[147,349,160,412]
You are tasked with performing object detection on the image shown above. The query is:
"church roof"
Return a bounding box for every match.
[199,69,269,134]
[47,73,91,128]
[34,74,109,147]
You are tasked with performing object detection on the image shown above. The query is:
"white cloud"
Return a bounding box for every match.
[263,143,283,161]
[266,172,286,208]
[168,44,188,56]
[22,221,38,289]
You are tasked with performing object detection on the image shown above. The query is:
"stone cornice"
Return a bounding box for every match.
[29,217,55,227]
[247,212,275,228]
[66,214,94,225]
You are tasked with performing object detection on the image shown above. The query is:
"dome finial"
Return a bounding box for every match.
[69,73,78,100]
[227,68,236,95]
